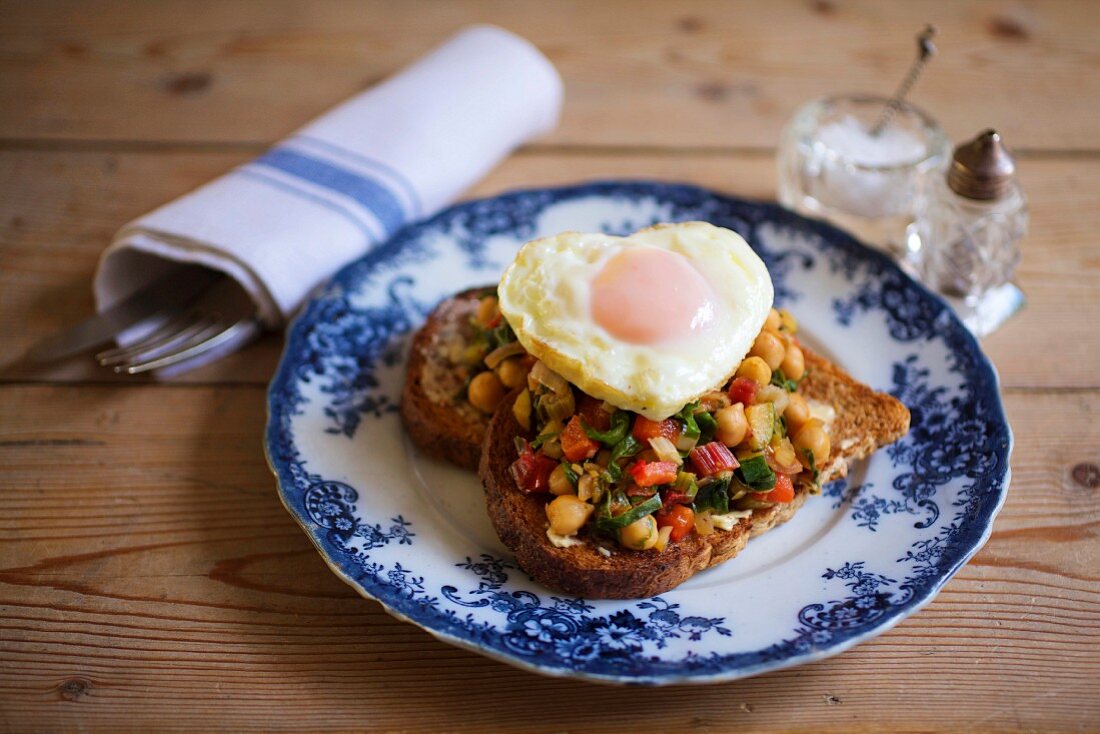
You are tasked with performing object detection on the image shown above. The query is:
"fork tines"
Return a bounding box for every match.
[98,276,259,375]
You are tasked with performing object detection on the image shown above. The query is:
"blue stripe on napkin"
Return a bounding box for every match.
[236,168,383,240]
[292,135,423,218]
[254,148,406,235]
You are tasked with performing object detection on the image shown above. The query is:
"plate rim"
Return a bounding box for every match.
[264,179,1013,685]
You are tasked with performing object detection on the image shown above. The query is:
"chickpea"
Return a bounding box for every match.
[749,330,786,371]
[793,418,831,466]
[549,464,574,496]
[779,309,799,334]
[736,356,772,386]
[715,403,749,447]
[781,343,805,381]
[468,371,504,413]
[618,514,659,550]
[785,392,810,434]
[475,296,499,327]
[577,473,596,501]
[496,357,529,389]
[546,494,593,536]
[764,308,782,332]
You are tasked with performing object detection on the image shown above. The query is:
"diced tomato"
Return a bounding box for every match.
[629,460,680,487]
[509,445,558,494]
[759,472,795,503]
[632,416,681,443]
[689,442,740,477]
[727,376,758,407]
[485,312,503,329]
[560,415,600,462]
[656,505,696,542]
[578,395,611,432]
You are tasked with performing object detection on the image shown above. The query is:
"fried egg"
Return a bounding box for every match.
[497,222,774,420]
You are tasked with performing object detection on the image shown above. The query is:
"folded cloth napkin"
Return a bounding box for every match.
[94,24,562,330]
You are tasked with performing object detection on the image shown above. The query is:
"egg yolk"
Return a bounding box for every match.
[591,246,718,344]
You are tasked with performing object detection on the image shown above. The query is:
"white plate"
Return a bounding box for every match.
[265,182,1012,685]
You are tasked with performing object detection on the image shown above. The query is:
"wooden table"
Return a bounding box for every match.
[2,2,1098,731]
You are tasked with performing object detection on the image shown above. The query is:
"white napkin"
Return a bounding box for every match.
[94,25,562,328]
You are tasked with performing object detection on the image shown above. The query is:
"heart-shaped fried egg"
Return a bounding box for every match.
[497,222,774,419]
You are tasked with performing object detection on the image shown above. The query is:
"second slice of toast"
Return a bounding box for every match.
[401,286,496,470]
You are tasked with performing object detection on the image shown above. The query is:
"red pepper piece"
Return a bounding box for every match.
[629,460,680,487]
[727,376,758,407]
[561,415,600,462]
[759,472,795,503]
[509,445,558,494]
[656,504,696,542]
[631,416,681,443]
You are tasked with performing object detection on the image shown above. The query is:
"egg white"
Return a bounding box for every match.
[498,222,774,420]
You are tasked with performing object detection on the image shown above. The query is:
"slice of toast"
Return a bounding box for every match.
[401,286,497,470]
[479,347,910,599]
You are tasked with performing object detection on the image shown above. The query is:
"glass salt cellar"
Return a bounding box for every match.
[777,94,951,256]
[905,130,1027,336]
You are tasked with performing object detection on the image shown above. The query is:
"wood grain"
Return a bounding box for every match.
[0,385,1097,732]
[2,149,1097,389]
[3,0,1099,730]
[0,0,1098,149]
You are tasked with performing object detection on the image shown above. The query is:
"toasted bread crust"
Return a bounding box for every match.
[479,346,910,599]
[798,348,911,479]
[401,286,496,470]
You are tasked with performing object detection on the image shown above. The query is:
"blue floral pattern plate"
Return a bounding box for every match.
[265,182,1012,685]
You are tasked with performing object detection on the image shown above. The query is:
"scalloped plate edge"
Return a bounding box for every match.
[263,180,1014,686]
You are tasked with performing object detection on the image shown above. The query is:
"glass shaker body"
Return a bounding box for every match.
[906,177,1027,302]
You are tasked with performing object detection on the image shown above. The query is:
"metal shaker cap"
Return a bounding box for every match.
[947,129,1017,200]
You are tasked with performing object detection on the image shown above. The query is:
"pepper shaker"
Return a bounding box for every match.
[906,129,1028,336]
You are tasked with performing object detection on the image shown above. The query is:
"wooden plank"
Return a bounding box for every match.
[0,384,1097,731]
[2,149,1097,389]
[0,0,1097,149]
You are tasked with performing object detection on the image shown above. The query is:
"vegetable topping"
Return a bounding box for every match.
[508,307,823,552]
[462,291,530,414]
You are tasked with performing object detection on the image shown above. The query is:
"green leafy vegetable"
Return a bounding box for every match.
[737,453,777,491]
[606,434,642,481]
[561,461,579,486]
[803,448,821,493]
[582,410,630,446]
[735,495,778,510]
[727,474,752,502]
[529,431,558,451]
[678,402,701,442]
[489,321,516,349]
[696,410,718,444]
[774,407,787,439]
[693,475,731,514]
[595,494,662,534]
[770,368,800,393]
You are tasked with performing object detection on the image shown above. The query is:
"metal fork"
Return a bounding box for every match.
[96,275,261,375]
